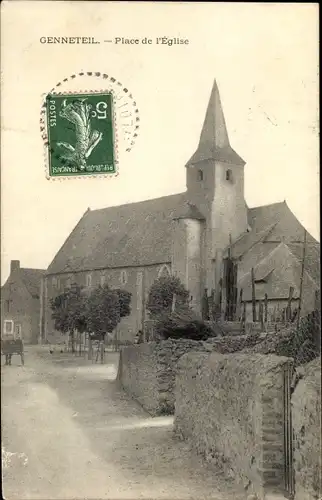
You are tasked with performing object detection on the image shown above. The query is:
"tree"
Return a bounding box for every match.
[115,289,132,318]
[86,285,120,339]
[50,292,70,335]
[50,284,87,353]
[86,285,132,362]
[146,276,216,342]
[146,276,189,319]
[51,282,132,361]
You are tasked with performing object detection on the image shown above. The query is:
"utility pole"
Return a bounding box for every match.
[296,229,307,330]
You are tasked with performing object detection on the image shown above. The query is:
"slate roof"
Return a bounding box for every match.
[173,201,205,221]
[2,268,45,298]
[186,80,245,167]
[187,146,245,168]
[47,194,320,286]
[238,243,318,301]
[247,201,288,231]
[47,193,187,275]
[288,242,320,285]
[228,201,320,285]
[20,269,45,297]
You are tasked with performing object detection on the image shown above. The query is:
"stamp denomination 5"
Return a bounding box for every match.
[45,92,116,177]
[40,72,140,180]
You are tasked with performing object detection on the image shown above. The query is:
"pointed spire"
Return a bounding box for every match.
[186,79,245,167]
[199,79,230,150]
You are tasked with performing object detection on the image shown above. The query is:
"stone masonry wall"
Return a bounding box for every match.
[118,334,297,416]
[174,352,293,499]
[117,342,159,415]
[292,357,321,500]
[118,339,210,415]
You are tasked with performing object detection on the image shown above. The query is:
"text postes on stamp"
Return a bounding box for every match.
[45,92,116,177]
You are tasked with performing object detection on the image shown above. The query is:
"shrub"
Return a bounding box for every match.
[279,310,321,366]
[147,276,189,319]
[155,309,214,341]
[241,309,321,366]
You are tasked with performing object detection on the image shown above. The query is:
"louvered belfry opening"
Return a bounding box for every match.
[223,257,238,321]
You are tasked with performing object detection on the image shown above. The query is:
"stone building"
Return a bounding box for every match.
[1,260,45,344]
[42,79,320,342]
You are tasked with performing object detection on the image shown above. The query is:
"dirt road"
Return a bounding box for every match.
[2,348,245,500]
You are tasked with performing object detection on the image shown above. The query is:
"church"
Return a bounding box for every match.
[42,79,320,343]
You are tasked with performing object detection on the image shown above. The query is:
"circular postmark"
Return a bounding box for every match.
[40,72,140,179]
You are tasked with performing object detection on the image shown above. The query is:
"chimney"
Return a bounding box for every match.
[10,260,20,274]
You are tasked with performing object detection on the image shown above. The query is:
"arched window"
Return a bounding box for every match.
[100,274,106,287]
[136,272,143,311]
[158,264,171,278]
[197,169,204,181]
[66,277,72,289]
[120,270,128,285]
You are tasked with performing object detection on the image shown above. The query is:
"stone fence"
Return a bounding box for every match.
[292,357,321,500]
[117,339,321,500]
[117,339,210,415]
[174,351,293,500]
[117,332,310,415]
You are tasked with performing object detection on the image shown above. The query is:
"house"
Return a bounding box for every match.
[42,79,320,342]
[1,260,45,344]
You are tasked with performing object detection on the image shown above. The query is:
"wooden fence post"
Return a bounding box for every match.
[259,301,264,331]
[218,279,223,320]
[251,268,256,322]
[210,288,216,321]
[88,335,92,360]
[172,293,177,313]
[287,286,294,322]
[238,288,243,321]
[100,339,104,364]
[264,293,268,324]
[202,288,209,321]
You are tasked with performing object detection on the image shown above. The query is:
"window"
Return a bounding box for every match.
[4,320,14,335]
[15,324,22,339]
[100,274,106,287]
[6,300,10,313]
[226,169,232,181]
[66,277,72,289]
[197,169,204,181]
[158,264,171,278]
[86,273,92,288]
[136,272,143,311]
[120,270,128,285]
[52,276,60,288]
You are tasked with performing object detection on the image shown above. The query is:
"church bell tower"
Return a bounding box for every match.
[185,79,248,292]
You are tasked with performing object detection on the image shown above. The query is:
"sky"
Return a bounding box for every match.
[1,2,319,284]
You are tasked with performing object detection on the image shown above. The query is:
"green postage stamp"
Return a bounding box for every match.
[45,92,117,177]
